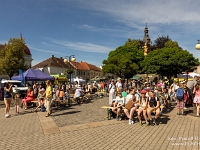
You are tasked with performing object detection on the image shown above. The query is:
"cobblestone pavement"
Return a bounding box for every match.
[0,97,200,150]
[51,97,109,127]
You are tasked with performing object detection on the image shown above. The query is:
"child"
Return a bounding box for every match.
[59,88,65,100]
[183,89,189,109]
[64,89,70,106]
[176,83,184,115]
[14,93,21,113]
[122,88,128,99]
[64,89,70,100]
[157,88,165,115]
[34,88,45,112]
[104,85,108,93]
[193,84,200,116]
[163,88,170,111]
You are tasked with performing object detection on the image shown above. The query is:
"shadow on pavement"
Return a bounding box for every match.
[51,110,81,116]
[15,110,35,115]
[159,116,170,124]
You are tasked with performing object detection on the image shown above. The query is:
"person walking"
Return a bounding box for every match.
[44,80,53,117]
[108,79,116,105]
[176,83,184,115]
[193,83,200,116]
[4,82,13,118]
[187,76,198,101]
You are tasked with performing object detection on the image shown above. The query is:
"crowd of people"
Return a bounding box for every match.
[3,75,200,125]
[3,80,109,118]
[108,76,199,126]
[3,80,53,118]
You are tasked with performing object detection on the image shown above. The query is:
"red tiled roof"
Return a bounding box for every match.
[0,44,31,55]
[32,56,102,72]
[80,62,90,70]
[32,55,70,68]
[71,61,90,70]
[71,62,82,70]
[77,62,101,72]
[87,63,102,72]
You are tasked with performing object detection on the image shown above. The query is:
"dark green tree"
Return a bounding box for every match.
[151,35,171,50]
[141,47,199,78]
[0,38,26,78]
[102,41,144,79]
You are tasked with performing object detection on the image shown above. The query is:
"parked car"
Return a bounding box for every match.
[1,80,28,98]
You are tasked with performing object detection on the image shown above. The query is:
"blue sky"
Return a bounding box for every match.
[0,0,200,68]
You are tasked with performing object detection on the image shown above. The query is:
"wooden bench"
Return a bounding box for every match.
[69,94,84,105]
[102,105,165,120]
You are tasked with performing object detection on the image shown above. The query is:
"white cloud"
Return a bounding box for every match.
[74,0,200,42]
[28,45,62,54]
[41,42,47,45]
[81,24,96,29]
[78,0,200,24]
[52,40,114,53]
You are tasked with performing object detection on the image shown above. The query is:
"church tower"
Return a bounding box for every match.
[143,23,151,56]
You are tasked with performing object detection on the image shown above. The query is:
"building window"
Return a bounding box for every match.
[83,72,85,75]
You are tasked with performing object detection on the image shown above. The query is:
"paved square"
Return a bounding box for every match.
[0,97,200,150]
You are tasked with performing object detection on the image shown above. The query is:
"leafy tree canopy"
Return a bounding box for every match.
[0,38,26,78]
[125,38,142,49]
[102,40,144,78]
[141,47,199,78]
[164,40,180,49]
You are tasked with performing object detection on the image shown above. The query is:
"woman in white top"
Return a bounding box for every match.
[112,93,125,121]
[109,79,116,105]
[137,90,148,126]
[116,78,123,93]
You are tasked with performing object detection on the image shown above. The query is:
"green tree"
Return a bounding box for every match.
[141,47,199,78]
[102,41,144,79]
[0,38,26,78]
[125,38,143,49]
[164,40,180,49]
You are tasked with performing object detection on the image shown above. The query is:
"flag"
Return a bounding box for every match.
[18,69,24,84]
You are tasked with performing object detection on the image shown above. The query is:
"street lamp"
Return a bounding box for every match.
[64,55,76,90]
[195,40,200,50]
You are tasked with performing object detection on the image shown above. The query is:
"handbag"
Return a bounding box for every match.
[125,100,134,110]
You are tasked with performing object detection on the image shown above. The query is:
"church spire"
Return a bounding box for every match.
[143,23,151,45]
[143,23,151,56]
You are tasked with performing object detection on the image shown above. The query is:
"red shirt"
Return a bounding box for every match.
[27,91,35,98]
[184,93,188,100]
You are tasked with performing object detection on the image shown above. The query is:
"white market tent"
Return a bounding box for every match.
[188,72,200,78]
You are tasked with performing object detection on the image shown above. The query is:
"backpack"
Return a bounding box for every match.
[158,94,165,105]
[148,97,158,107]
[176,88,184,101]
